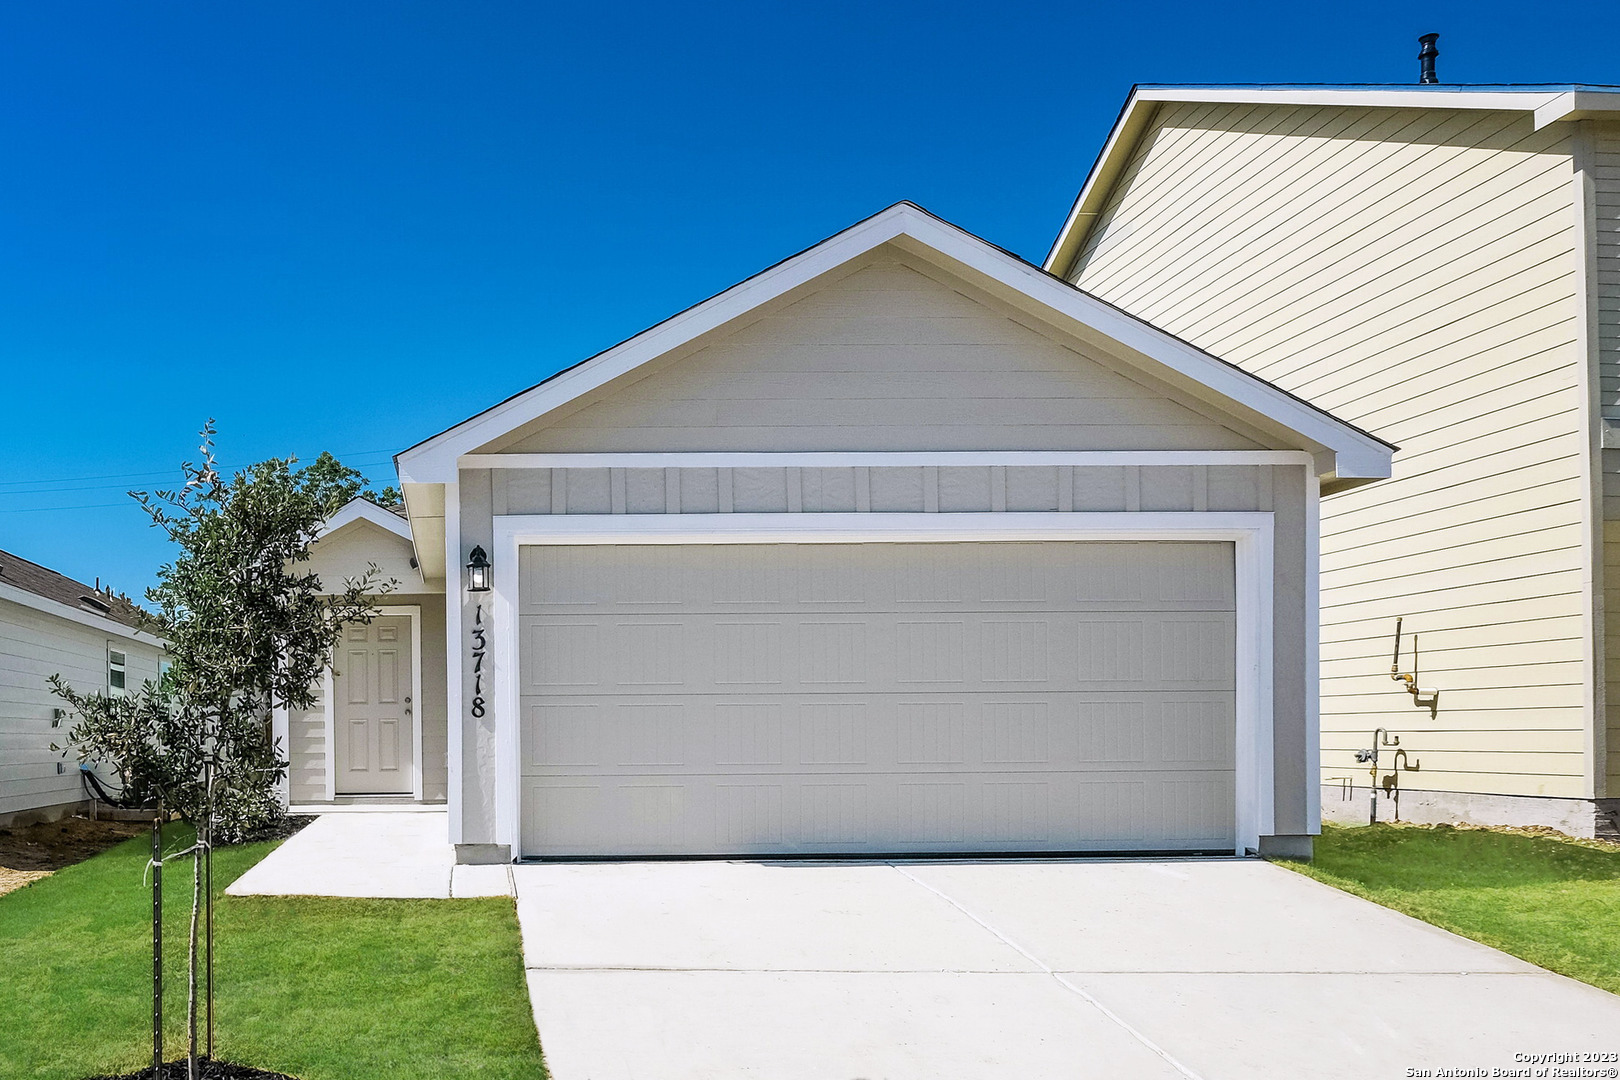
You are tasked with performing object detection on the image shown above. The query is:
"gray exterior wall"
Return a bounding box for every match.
[453,461,1314,842]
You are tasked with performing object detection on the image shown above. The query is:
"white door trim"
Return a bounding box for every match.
[325,604,426,800]
[492,512,1275,859]
[271,704,290,807]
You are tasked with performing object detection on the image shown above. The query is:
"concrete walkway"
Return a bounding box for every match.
[514,858,1620,1080]
[226,811,510,899]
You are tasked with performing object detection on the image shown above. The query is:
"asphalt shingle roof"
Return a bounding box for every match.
[0,547,155,633]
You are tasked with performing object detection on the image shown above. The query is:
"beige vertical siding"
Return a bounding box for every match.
[1595,123,1620,422]
[1071,103,1588,799]
[1597,122,1620,792]
[0,600,162,816]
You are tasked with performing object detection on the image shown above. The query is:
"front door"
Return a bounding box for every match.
[333,615,414,795]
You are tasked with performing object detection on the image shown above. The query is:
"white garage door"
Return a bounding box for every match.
[518,541,1236,857]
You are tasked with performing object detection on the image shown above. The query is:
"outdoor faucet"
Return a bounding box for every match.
[1357,728,1402,824]
[1390,617,1440,715]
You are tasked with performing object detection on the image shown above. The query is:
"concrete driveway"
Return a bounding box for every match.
[514,857,1620,1080]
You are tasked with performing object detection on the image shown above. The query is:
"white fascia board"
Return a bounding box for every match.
[1045,85,1591,274]
[1133,86,1567,113]
[458,450,1317,469]
[319,498,414,542]
[1535,90,1620,130]
[1045,88,1154,276]
[404,203,1388,487]
[0,583,164,646]
[902,216,1393,478]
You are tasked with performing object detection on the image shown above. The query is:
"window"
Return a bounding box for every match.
[108,648,127,696]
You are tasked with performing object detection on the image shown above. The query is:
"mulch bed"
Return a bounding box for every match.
[86,1061,298,1079]
[238,815,315,844]
[0,817,147,873]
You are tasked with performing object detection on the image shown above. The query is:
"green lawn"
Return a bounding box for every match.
[0,826,546,1080]
[1281,823,1620,995]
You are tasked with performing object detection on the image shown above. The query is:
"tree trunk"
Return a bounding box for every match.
[188,839,201,1080]
[152,814,163,1080]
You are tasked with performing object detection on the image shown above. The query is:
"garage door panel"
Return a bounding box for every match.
[519,542,1236,617]
[522,771,1236,856]
[523,693,1232,777]
[522,610,1235,696]
[519,542,1237,856]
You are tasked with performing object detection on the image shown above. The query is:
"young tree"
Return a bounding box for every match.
[52,423,397,1077]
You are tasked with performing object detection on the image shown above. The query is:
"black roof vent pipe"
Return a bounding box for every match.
[1418,33,1440,84]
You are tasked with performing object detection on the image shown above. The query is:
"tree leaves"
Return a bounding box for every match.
[57,422,398,837]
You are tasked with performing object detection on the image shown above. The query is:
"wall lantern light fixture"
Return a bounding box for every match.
[466,545,492,593]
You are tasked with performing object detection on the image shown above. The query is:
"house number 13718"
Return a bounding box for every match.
[470,603,487,719]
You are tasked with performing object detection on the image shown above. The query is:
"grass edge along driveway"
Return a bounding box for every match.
[1279,822,1620,996]
[0,824,547,1080]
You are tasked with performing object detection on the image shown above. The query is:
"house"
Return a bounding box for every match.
[275,498,449,807]
[0,548,165,825]
[289,202,1392,862]
[1042,82,1620,836]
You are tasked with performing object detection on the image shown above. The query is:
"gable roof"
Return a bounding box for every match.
[317,497,414,543]
[397,201,1393,492]
[0,546,160,641]
[1044,83,1620,279]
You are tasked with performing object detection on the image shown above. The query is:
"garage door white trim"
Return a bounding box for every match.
[491,512,1275,858]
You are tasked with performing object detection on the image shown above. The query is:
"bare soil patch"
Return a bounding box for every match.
[0,817,146,888]
[86,1061,298,1079]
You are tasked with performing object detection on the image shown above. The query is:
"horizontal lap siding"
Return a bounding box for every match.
[489,256,1273,454]
[0,601,162,815]
[1072,103,1586,799]
[287,697,325,804]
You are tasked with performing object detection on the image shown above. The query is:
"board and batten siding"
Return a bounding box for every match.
[472,461,1312,837]
[1594,120,1620,792]
[0,599,162,816]
[1069,102,1589,799]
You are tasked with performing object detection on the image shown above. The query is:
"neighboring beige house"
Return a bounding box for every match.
[355,202,1391,862]
[1044,83,1620,836]
[0,548,165,824]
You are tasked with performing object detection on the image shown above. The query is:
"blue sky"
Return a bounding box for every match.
[2,0,1615,597]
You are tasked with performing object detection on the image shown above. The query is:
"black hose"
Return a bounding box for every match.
[79,765,149,809]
